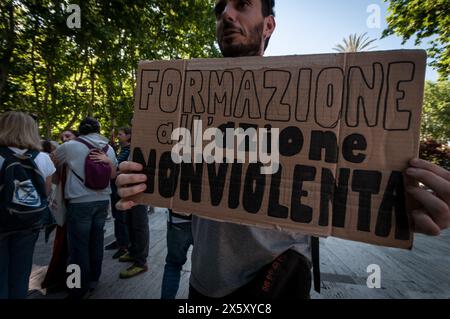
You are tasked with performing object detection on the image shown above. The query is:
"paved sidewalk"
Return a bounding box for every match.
[28,209,450,299]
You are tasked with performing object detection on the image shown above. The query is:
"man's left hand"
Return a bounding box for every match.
[406,159,450,236]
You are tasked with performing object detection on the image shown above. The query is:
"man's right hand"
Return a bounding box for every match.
[115,161,148,210]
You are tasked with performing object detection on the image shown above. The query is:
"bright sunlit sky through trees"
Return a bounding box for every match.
[265,0,439,81]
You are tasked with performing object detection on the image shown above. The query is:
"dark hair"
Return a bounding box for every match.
[261,0,275,50]
[261,0,275,17]
[79,117,100,136]
[118,127,132,142]
[41,139,55,154]
[118,127,131,136]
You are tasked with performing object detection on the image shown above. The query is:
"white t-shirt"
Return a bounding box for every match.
[0,147,56,178]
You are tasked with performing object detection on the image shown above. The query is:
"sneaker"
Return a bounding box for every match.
[118,252,135,263]
[119,264,148,279]
[113,248,128,260]
[105,240,118,251]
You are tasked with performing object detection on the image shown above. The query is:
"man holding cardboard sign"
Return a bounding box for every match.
[116,0,450,299]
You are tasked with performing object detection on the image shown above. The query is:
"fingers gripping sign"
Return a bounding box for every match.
[406,159,450,236]
[115,161,148,210]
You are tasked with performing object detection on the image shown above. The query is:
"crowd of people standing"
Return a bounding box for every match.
[0,112,188,299]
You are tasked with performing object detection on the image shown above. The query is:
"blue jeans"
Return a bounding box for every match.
[66,200,108,298]
[0,229,39,299]
[161,221,193,299]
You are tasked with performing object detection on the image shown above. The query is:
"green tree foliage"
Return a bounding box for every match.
[421,81,450,143]
[0,0,220,139]
[419,80,450,170]
[383,0,450,80]
[333,33,377,53]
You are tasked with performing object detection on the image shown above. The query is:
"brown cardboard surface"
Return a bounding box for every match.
[130,50,427,249]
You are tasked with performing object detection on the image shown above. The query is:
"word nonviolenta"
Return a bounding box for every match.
[132,147,410,241]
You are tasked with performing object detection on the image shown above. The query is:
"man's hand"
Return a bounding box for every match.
[89,151,111,164]
[90,151,118,178]
[406,159,450,236]
[115,161,148,210]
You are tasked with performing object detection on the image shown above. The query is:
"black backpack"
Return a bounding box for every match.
[0,147,48,233]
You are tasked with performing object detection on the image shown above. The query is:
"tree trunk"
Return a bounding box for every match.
[30,30,41,121]
[0,3,16,106]
[88,57,95,116]
[64,111,81,132]
[107,78,116,133]
[69,56,87,127]
[42,62,53,138]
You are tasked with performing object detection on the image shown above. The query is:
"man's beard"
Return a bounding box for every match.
[217,22,264,58]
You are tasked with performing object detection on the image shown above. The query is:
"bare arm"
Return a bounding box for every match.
[45,176,53,197]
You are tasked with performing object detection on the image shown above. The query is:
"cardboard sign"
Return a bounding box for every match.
[131,50,426,249]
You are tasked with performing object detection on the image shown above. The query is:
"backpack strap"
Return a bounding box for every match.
[75,138,95,150]
[72,169,85,184]
[168,209,173,224]
[0,147,13,184]
[0,147,39,166]
[25,149,40,161]
[311,236,321,293]
[71,138,92,184]
[76,138,109,153]
[168,209,173,229]
[0,146,15,161]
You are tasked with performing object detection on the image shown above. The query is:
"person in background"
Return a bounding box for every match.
[161,210,193,299]
[118,204,150,279]
[40,139,59,242]
[60,130,79,144]
[109,127,132,259]
[41,129,78,292]
[54,117,117,298]
[0,112,56,299]
[108,128,118,153]
[41,139,58,154]
[116,128,131,163]
[106,126,149,279]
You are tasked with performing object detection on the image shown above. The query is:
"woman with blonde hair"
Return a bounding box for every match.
[0,111,55,299]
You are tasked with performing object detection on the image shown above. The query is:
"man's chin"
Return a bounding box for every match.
[220,43,259,58]
[220,47,241,58]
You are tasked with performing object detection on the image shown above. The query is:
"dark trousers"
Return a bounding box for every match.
[161,221,193,299]
[66,200,109,297]
[0,229,39,299]
[110,181,129,248]
[41,225,69,291]
[127,205,149,267]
